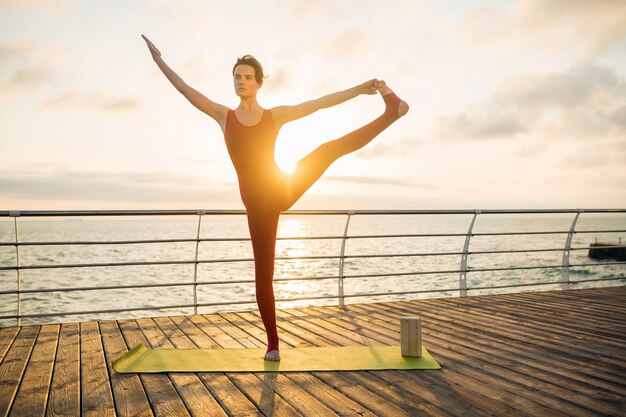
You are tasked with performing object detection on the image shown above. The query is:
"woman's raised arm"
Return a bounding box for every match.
[271,79,381,130]
[142,35,228,129]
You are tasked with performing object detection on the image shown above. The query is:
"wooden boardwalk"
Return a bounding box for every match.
[1,286,625,416]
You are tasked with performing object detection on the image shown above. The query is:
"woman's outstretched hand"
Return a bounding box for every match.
[358,79,386,95]
[141,34,161,60]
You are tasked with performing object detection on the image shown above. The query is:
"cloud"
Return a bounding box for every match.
[356,137,423,159]
[40,92,141,112]
[0,0,78,14]
[436,111,527,141]
[557,136,626,170]
[459,0,626,58]
[7,65,53,87]
[436,65,626,142]
[324,28,372,59]
[512,0,626,56]
[324,175,433,190]
[493,65,626,108]
[264,68,293,93]
[0,39,56,96]
[0,168,236,203]
[0,40,35,61]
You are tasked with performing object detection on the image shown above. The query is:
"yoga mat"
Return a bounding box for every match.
[113,344,441,373]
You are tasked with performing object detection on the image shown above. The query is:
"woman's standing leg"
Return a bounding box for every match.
[246,207,281,360]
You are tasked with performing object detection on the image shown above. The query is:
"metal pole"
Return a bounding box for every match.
[338,210,354,307]
[193,209,205,315]
[561,210,581,290]
[10,211,21,326]
[459,210,480,297]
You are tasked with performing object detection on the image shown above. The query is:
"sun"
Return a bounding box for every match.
[277,157,297,175]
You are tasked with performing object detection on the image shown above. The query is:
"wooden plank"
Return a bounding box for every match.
[310,304,572,417]
[372,298,626,391]
[165,316,214,348]
[395,295,626,368]
[312,371,414,417]
[154,316,214,349]
[0,325,39,417]
[199,313,332,417]
[139,317,229,417]
[228,374,303,417]
[46,323,80,417]
[193,314,242,348]
[284,372,378,417]
[376,301,626,401]
[154,316,264,417]
[522,291,626,315]
[202,313,263,347]
[473,289,626,327]
[475,294,626,338]
[421,297,626,367]
[10,324,59,417]
[117,319,191,417]
[0,327,19,363]
[98,320,151,417]
[197,373,264,417]
[81,321,116,417]
[274,310,452,417]
[347,302,623,416]
[398,295,626,369]
[153,317,202,349]
[282,306,530,417]
[282,307,521,417]
[391,296,626,378]
[238,310,419,417]
[229,311,378,417]
[378,369,525,417]
[282,307,379,346]
[514,290,626,316]
[137,317,227,417]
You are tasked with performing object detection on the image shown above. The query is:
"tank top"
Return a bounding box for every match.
[223,109,286,208]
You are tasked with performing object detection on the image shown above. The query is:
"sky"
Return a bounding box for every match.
[1,0,625,211]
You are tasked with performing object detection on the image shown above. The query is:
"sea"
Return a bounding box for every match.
[1,212,625,327]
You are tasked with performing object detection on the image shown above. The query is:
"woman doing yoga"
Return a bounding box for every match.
[142,35,408,361]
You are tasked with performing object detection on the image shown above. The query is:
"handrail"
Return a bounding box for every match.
[2,244,624,272]
[2,229,624,248]
[3,208,626,218]
[1,208,624,326]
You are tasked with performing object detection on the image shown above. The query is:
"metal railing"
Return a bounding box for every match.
[1,208,625,326]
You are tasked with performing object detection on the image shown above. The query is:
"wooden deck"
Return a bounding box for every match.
[1,286,625,417]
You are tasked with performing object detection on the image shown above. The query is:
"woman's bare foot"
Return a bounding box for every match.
[377,81,409,117]
[264,350,280,361]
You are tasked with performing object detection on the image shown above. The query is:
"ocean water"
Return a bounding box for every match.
[1,212,624,327]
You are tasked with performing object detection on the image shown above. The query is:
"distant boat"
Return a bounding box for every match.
[588,240,626,261]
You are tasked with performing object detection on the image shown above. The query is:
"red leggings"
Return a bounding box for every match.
[247,92,402,353]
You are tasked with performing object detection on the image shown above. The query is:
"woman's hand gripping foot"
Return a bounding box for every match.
[376,80,409,117]
[264,350,280,361]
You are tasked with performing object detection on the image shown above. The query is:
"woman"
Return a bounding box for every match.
[142,35,408,361]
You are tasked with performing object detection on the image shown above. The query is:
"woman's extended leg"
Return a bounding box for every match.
[283,88,408,210]
[246,208,281,361]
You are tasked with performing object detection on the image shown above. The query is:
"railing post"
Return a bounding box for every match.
[10,210,21,326]
[561,210,581,290]
[193,209,205,315]
[459,210,480,297]
[337,210,354,308]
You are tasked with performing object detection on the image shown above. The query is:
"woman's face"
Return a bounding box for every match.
[233,64,261,98]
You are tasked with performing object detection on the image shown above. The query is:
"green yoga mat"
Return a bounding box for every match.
[113,344,441,373]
